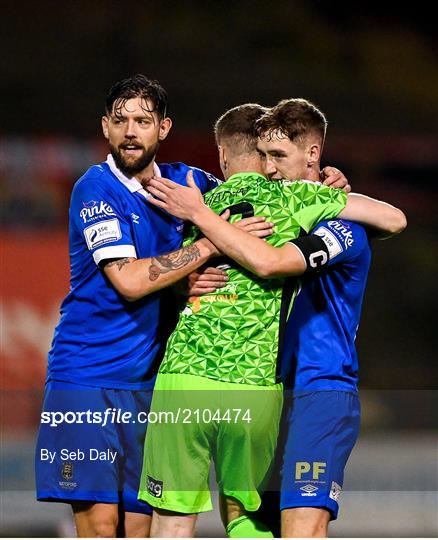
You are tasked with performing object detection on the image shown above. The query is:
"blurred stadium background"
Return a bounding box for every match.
[1,1,437,537]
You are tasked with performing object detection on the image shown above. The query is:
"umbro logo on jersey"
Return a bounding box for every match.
[131,213,140,224]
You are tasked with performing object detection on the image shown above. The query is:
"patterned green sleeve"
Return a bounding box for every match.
[182,223,201,247]
[294,182,347,232]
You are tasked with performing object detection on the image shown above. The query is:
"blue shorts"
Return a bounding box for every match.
[280,391,360,519]
[35,380,153,514]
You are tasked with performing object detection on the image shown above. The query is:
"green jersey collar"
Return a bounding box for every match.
[226,172,267,183]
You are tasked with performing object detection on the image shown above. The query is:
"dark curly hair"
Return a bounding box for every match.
[105,74,168,120]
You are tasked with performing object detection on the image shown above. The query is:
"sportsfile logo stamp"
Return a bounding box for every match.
[147,475,163,498]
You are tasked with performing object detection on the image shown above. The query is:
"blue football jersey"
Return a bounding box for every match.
[281,219,371,393]
[47,155,220,390]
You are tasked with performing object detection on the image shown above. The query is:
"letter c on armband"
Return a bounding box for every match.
[290,235,330,272]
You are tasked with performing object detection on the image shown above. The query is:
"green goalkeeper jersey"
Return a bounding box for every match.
[159,173,347,386]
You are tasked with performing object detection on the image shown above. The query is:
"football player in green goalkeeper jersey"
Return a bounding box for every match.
[140,100,406,538]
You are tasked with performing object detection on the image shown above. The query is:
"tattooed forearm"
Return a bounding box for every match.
[149,245,201,281]
[105,258,131,271]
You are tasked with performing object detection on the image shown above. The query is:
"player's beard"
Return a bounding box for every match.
[110,140,159,177]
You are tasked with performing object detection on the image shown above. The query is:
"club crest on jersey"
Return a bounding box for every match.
[80,200,116,223]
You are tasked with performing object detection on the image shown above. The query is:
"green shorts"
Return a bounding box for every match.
[138,373,283,514]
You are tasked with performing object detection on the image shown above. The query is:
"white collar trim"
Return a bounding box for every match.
[105,154,161,198]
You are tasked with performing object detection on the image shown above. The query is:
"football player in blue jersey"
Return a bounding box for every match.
[225,101,405,538]
[149,100,406,538]
[35,74,226,537]
[254,101,406,538]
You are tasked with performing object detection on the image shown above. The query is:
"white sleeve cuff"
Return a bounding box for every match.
[93,245,137,265]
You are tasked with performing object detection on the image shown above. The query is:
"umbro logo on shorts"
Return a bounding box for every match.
[147,475,163,498]
[300,484,318,496]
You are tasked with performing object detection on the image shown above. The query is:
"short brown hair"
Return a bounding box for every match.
[256,98,327,146]
[214,103,268,154]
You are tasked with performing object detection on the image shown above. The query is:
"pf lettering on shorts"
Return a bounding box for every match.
[147,475,163,498]
[295,461,326,480]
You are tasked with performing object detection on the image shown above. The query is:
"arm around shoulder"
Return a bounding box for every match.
[339,193,407,239]
[247,242,308,279]
[189,205,308,279]
[102,239,217,302]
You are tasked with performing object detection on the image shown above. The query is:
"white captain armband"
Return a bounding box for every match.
[290,235,330,272]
